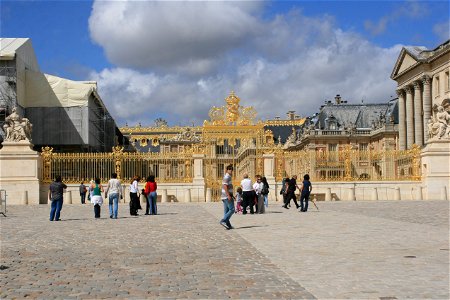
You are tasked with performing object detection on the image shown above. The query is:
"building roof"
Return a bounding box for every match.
[25,70,101,108]
[316,100,398,130]
[391,39,450,79]
[0,38,30,59]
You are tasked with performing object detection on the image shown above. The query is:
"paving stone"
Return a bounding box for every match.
[1,203,314,299]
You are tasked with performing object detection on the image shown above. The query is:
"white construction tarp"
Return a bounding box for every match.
[25,69,97,107]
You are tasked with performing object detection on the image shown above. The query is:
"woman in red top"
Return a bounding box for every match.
[144,175,158,215]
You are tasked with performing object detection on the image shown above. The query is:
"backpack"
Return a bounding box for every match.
[261,184,269,195]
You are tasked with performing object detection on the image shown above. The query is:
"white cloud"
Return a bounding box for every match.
[88,1,401,127]
[433,21,450,42]
[89,0,264,75]
[364,1,429,36]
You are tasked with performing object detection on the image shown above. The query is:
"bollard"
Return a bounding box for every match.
[122,186,127,203]
[66,190,72,204]
[394,187,401,200]
[22,191,28,205]
[161,189,168,203]
[440,186,448,201]
[371,187,378,201]
[325,188,332,201]
[206,188,212,202]
[185,189,191,203]
[349,187,356,201]
[415,186,423,200]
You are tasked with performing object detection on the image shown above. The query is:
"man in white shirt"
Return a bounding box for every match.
[253,175,265,214]
[104,173,122,219]
[241,173,255,215]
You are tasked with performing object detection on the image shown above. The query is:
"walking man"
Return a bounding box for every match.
[283,175,300,209]
[105,173,122,219]
[220,165,235,229]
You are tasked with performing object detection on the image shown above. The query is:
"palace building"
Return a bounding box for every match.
[391,39,450,149]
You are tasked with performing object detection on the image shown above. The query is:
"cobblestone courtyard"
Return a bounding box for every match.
[1,200,449,299]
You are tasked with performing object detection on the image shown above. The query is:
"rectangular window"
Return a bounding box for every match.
[435,76,440,95]
[360,143,368,151]
[328,144,337,151]
[446,71,450,91]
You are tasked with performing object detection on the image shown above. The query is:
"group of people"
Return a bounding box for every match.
[235,174,269,215]
[219,165,312,230]
[49,168,311,227]
[48,173,158,221]
[280,174,312,212]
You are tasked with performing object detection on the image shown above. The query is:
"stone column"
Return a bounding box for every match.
[397,89,406,150]
[405,86,414,149]
[263,154,276,202]
[422,75,432,143]
[413,81,423,146]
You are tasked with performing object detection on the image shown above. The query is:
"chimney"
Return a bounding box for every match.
[335,94,342,104]
[287,111,295,120]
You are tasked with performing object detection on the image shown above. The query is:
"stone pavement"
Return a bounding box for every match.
[0,200,448,299]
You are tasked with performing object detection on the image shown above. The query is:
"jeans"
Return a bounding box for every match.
[108,193,119,218]
[80,193,86,204]
[300,192,310,211]
[149,191,157,215]
[50,197,63,221]
[264,194,268,207]
[221,198,235,224]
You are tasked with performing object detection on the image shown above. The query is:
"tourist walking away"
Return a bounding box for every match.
[219,165,235,229]
[48,175,67,221]
[144,175,158,215]
[284,175,300,209]
[241,173,255,215]
[129,175,142,216]
[79,181,87,204]
[91,178,104,219]
[105,173,122,219]
[254,175,265,214]
[235,187,243,214]
[261,176,269,208]
[299,174,312,212]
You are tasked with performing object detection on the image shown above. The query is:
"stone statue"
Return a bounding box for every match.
[3,107,33,142]
[428,105,450,140]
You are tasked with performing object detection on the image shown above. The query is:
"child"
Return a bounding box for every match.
[235,187,243,214]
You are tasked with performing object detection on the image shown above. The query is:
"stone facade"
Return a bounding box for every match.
[391,40,450,200]
[391,40,450,149]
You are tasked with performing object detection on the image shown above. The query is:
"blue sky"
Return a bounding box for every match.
[1,1,449,126]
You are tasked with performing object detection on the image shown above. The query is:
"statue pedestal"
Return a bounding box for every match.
[421,140,450,200]
[0,141,41,204]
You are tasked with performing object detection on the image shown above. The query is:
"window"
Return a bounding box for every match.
[328,144,337,151]
[435,76,440,95]
[360,143,368,151]
[446,71,450,91]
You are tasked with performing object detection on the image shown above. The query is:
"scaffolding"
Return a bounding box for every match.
[0,65,18,140]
